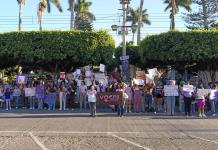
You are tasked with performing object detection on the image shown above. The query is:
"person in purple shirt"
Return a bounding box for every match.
[36,80,45,109]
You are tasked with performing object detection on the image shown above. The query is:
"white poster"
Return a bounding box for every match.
[183,85,195,92]
[100,64,105,72]
[164,85,179,96]
[133,78,144,85]
[197,89,211,97]
[95,73,108,86]
[25,88,36,97]
[76,69,81,75]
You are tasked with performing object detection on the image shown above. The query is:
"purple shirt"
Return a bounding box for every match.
[35,85,45,99]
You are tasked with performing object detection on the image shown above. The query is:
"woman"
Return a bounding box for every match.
[133,85,142,113]
[166,80,177,116]
[79,81,87,111]
[36,80,45,110]
[59,81,67,111]
[125,83,133,113]
[116,84,125,117]
[66,83,76,110]
[87,85,97,117]
[47,82,57,110]
[154,81,164,113]
[13,85,21,109]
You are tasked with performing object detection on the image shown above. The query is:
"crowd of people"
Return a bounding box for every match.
[0,69,218,118]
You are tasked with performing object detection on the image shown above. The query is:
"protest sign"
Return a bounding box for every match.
[25,88,35,97]
[76,69,81,75]
[100,64,105,72]
[183,85,195,92]
[147,68,160,79]
[197,89,211,97]
[136,71,146,80]
[95,73,108,86]
[164,85,179,96]
[16,75,28,84]
[133,78,145,86]
[96,92,123,105]
[120,56,130,81]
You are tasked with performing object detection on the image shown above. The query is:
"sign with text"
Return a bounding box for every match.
[16,75,28,85]
[164,85,179,96]
[96,92,123,105]
[197,89,211,97]
[136,71,146,80]
[183,85,195,92]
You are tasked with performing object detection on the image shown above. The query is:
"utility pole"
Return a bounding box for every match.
[122,1,127,56]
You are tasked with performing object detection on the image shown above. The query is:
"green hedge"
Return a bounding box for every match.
[140,30,218,69]
[0,30,115,72]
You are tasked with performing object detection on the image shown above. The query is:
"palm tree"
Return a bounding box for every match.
[68,0,76,29]
[164,0,192,30]
[17,0,26,31]
[127,8,151,45]
[74,0,96,29]
[137,0,144,45]
[37,0,62,31]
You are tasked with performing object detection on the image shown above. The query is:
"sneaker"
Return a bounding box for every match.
[5,109,8,111]
[71,108,74,111]
[198,113,202,118]
[186,115,189,118]
[16,107,18,109]
[212,114,216,117]
[202,113,207,118]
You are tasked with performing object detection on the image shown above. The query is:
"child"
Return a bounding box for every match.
[13,85,21,109]
[125,83,133,113]
[5,88,11,110]
[87,85,97,117]
[196,86,207,118]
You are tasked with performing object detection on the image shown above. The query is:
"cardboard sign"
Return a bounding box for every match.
[164,85,179,96]
[76,69,81,75]
[183,85,195,92]
[100,64,105,72]
[96,92,123,105]
[95,73,108,86]
[16,75,28,84]
[25,88,36,97]
[133,78,145,85]
[136,71,146,80]
[197,89,211,97]
[59,72,65,79]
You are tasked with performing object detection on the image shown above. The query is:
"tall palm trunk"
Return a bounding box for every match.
[170,0,176,30]
[69,0,75,29]
[202,0,208,30]
[18,3,22,31]
[39,18,42,31]
[132,33,135,44]
[137,0,144,45]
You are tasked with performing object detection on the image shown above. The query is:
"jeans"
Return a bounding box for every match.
[146,94,153,110]
[80,93,87,111]
[210,99,217,113]
[29,96,35,109]
[117,104,124,116]
[179,101,184,113]
[59,92,66,110]
[167,96,175,115]
[14,96,19,108]
[5,99,11,110]
[38,98,43,109]
[89,102,96,116]
[49,92,56,110]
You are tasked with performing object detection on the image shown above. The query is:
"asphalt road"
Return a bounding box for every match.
[0,110,218,150]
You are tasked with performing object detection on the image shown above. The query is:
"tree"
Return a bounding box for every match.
[183,0,218,30]
[140,30,218,81]
[164,0,192,30]
[0,30,115,73]
[68,0,76,29]
[137,0,144,45]
[17,0,26,31]
[37,0,63,31]
[127,7,151,44]
[74,0,96,30]
[76,17,93,31]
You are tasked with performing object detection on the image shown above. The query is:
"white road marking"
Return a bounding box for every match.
[28,132,49,150]
[109,133,152,150]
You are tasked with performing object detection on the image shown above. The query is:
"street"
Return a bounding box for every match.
[0,110,218,150]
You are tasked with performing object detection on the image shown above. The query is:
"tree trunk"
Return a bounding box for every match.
[202,0,209,30]
[170,0,176,30]
[137,0,144,45]
[70,0,75,29]
[18,3,22,31]
[39,17,42,31]
[132,32,135,44]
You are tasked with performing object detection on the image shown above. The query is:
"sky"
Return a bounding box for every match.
[0,0,189,46]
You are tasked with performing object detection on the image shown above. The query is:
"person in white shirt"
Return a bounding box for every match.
[80,81,87,111]
[87,86,97,117]
[13,85,21,109]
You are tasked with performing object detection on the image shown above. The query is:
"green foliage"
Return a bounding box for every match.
[76,17,93,31]
[115,44,141,66]
[0,30,115,72]
[140,30,218,70]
